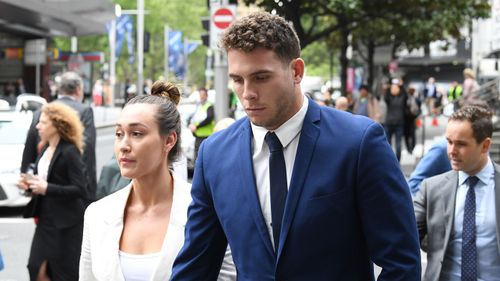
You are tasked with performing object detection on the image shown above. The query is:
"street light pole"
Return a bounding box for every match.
[109,19,116,106]
[137,0,144,94]
[164,25,169,81]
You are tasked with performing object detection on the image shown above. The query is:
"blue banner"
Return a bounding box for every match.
[124,16,134,63]
[186,42,199,55]
[167,31,199,79]
[168,30,185,78]
[107,15,134,61]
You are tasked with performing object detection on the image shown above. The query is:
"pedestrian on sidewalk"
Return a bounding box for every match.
[21,72,97,204]
[384,79,407,161]
[18,102,87,281]
[171,11,420,281]
[79,80,235,281]
[404,86,421,154]
[188,87,215,164]
[414,105,500,280]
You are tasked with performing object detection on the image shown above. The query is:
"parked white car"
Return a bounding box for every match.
[0,111,33,207]
[15,94,47,112]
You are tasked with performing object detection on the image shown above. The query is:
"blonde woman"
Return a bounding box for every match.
[18,102,87,281]
[463,68,480,101]
[79,80,235,281]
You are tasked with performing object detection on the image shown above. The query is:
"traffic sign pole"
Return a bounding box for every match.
[211,4,236,121]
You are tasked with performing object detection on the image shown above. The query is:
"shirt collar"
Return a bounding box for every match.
[251,96,308,153]
[458,157,494,186]
[58,94,77,101]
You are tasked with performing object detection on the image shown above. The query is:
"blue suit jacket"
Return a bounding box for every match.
[172,100,421,280]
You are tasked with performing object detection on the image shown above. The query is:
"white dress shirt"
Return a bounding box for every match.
[441,158,500,281]
[251,96,308,250]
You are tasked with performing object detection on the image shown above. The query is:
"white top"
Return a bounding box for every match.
[119,251,161,281]
[37,149,51,181]
[250,96,308,250]
[79,173,236,281]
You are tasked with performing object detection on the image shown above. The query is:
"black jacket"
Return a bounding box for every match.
[23,139,88,229]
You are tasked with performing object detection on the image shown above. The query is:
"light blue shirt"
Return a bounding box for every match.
[441,159,500,280]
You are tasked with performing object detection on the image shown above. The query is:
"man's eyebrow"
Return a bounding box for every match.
[229,70,272,78]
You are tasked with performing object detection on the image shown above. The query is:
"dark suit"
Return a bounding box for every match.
[21,96,97,202]
[171,100,421,280]
[24,139,87,281]
[414,163,500,281]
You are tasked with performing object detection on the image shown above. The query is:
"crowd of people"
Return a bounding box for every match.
[7,10,499,281]
[313,66,482,164]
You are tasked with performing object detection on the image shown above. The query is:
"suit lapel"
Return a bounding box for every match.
[278,100,320,257]
[237,119,275,256]
[442,171,459,252]
[102,185,131,281]
[46,141,63,178]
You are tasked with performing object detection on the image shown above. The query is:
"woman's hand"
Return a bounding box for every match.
[27,176,48,195]
[17,174,31,194]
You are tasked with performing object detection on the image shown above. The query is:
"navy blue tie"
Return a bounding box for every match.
[462,176,479,281]
[265,132,287,251]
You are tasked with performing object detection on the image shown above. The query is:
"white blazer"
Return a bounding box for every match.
[79,174,235,281]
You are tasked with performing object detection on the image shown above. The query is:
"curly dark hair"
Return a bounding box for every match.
[220,11,301,64]
[449,105,493,143]
[125,80,182,163]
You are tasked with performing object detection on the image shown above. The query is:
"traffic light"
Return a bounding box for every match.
[201,16,210,47]
[144,31,150,53]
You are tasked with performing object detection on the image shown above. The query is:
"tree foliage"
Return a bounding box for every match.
[243,0,490,92]
[53,0,209,89]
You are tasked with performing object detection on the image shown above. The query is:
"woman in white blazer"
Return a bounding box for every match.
[79,81,235,281]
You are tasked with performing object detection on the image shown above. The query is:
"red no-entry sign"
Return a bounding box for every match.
[213,8,234,30]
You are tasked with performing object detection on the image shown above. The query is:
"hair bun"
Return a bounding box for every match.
[150,80,181,106]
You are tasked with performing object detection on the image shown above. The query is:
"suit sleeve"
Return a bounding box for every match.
[46,145,87,198]
[81,107,97,199]
[171,141,229,281]
[413,179,429,251]
[356,122,421,280]
[407,139,450,195]
[21,111,40,172]
[79,205,98,281]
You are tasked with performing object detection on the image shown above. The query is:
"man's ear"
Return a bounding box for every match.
[481,137,492,154]
[291,58,305,84]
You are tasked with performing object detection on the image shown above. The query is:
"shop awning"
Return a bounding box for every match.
[0,0,115,39]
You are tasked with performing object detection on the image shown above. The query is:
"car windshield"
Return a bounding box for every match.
[0,120,29,144]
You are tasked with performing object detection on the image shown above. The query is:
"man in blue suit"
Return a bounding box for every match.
[171,12,421,281]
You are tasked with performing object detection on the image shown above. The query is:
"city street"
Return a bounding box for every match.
[0,0,496,279]
[0,114,117,280]
[0,109,446,280]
